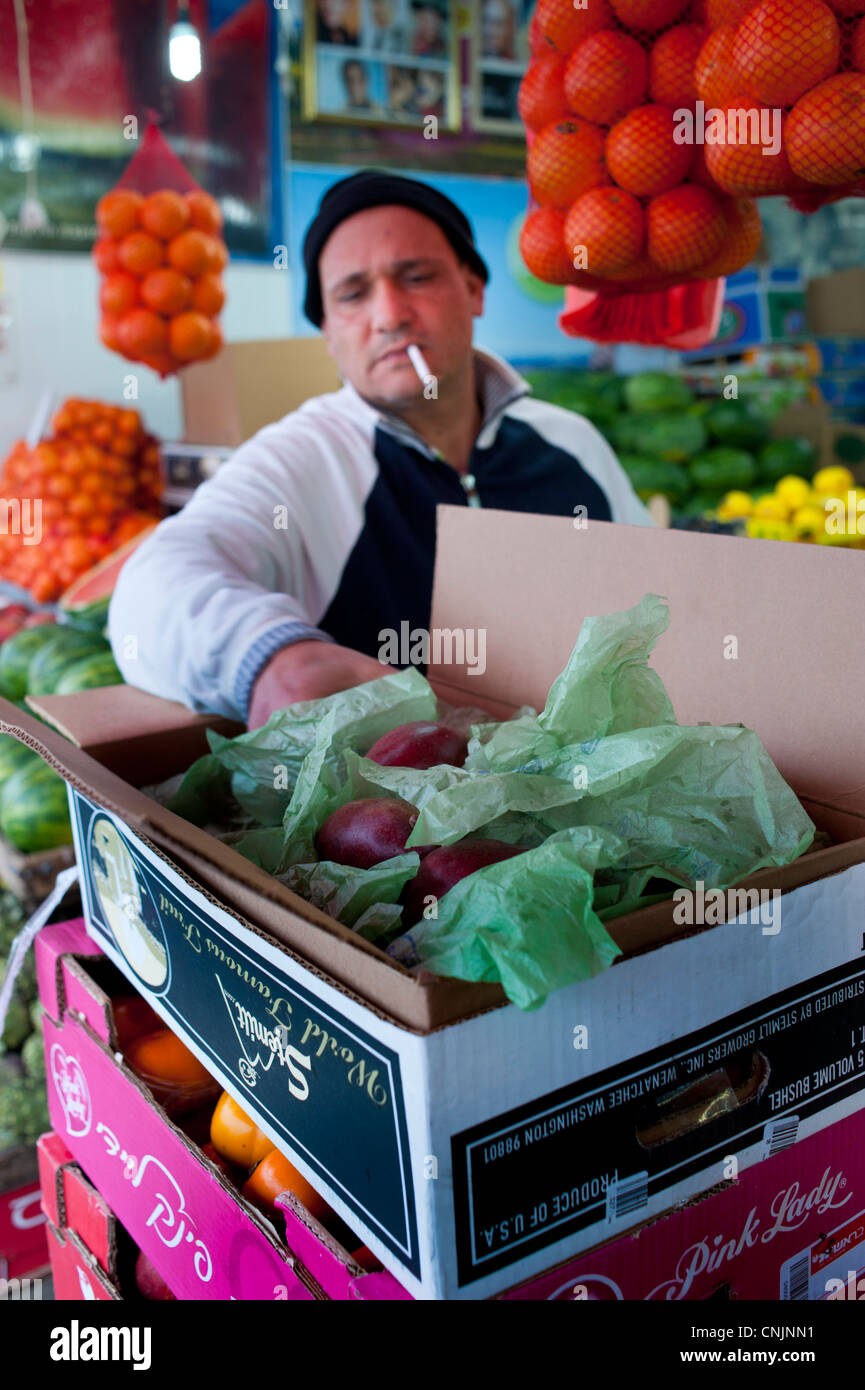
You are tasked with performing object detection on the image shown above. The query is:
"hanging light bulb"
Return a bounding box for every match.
[169,1,201,82]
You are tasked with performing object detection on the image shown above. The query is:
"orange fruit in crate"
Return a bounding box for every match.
[96,189,143,239]
[695,28,743,109]
[190,273,225,316]
[694,196,763,275]
[117,308,169,360]
[564,32,648,126]
[140,267,193,315]
[242,1149,335,1225]
[535,0,613,56]
[118,231,164,277]
[169,310,217,361]
[647,184,727,271]
[606,106,693,196]
[528,118,610,206]
[167,228,215,277]
[649,25,705,108]
[518,56,570,132]
[787,73,865,183]
[707,0,755,26]
[564,187,645,274]
[100,272,139,317]
[93,238,121,275]
[141,189,190,241]
[185,189,223,234]
[610,0,690,30]
[518,206,573,283]
[704,109,799,193]
[733,0,840,108]
[854,15,865,68]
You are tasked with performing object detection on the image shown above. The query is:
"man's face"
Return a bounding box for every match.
[415,6,443,42]
[344,62,368,103]
[483,0,510,55]
[321,0,348,28]
[319,205,484,409]
[371,0,392,26]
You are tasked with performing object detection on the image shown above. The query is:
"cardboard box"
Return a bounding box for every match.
[8,511,865,1299]
[38,1130,128,1300]
[0,1143,49,1283]
[180,338,342,447]
[35,918,354,1301]
[807,270,865,339]
[498,1104,865,1302]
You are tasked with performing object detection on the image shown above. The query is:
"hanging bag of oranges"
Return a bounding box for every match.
[694,0,865,211]
[94,119,228,377]
[518,0,759,345]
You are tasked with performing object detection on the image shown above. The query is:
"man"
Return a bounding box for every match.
[109,171,651,728]
[341,58,376,111]
[368,0,406,53]
[410,0,447,57]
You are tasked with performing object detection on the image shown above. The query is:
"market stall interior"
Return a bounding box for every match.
[0,0,864,1314]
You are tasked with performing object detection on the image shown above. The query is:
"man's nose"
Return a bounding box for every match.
[370,276,413,333]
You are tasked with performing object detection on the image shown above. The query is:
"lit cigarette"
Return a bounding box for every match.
[407,343,431,381]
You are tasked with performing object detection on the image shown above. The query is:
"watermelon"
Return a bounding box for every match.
[619,455,690,503]
[689,448,757,492]
[0,759,72,852]
[613,413,707,464]
[53,651,123,694]
[59,525,157,628]
[623,372,693,415]
[758,437,818,484]
[0,626,64,701]
[0,734,41,784]
[27,627,110,696]
[705,401,771,451]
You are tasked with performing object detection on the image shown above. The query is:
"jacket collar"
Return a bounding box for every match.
[336,346,530,460]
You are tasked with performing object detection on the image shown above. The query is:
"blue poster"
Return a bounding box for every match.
[284,164,592,365]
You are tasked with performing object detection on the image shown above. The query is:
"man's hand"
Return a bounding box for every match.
[247,640,394,728]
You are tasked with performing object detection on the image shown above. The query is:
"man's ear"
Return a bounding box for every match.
[462,265,485,317]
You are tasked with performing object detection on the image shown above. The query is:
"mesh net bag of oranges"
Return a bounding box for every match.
[519,0,865,299]
[94,122,228,378]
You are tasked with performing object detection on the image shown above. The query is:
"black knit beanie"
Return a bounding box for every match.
[302,169,489,326]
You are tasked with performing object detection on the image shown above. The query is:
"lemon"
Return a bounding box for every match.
[745,518,797,542]
[753,495,790,520]
[792,503,829,535]
[718,490,753,520]
[813,465,854,496]
[775,476,811,509]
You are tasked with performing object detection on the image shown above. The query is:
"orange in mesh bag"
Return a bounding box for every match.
[518,0,745,344]
[92,121,227,377]
[696,0,865,210]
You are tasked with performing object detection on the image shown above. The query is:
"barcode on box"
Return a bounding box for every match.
[762,1115,800,1160]
[606,1172,648,1225]
[781,1252,811,1301]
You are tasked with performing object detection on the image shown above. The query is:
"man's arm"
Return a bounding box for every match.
[108,426,380,722]
[247,640,392,728]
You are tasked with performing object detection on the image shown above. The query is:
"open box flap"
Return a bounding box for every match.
[429,507,865,813]
[1,697,505,1031]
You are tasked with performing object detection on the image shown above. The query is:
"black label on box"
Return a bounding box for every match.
[72,793,419,1277]
[453,959,865,1287]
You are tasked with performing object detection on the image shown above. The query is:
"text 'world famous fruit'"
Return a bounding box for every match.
[364,720,469,769]
[401,838,529,927]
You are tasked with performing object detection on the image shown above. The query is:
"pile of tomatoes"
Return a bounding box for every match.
[0,398,163,604]
[94,187,227,376]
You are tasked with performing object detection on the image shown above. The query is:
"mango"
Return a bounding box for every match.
[365,720,468,770]
[316,797,420,869]
[401,838,527,926]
